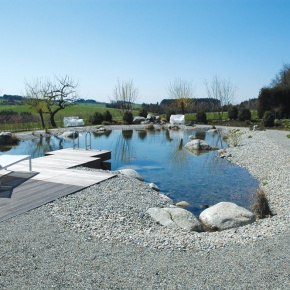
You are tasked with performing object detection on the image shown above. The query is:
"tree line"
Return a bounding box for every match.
[257,64,290,119]
[23,63,289,128]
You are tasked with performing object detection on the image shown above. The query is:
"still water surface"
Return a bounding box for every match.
[1,128,259,215]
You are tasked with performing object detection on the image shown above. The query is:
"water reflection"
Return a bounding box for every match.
[30,135,66,157]
[92,130,112,138]
[165,130,173,142]
[1,128,258,215]
[195,130,206,140]
[165,138,190,168]
[122,130,133,139]
[137,130,147,140]
[114,130,136,164]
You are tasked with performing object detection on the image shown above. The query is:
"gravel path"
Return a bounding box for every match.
[1,126,290,289]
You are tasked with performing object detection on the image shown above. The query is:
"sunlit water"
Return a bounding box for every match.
[1,128,259,215]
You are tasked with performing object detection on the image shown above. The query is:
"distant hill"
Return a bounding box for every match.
[0,94,24,101]
[76,98,98,104]
[0,95,107,105]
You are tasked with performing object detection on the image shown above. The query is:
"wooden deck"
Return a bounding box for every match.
[0,148,116,222]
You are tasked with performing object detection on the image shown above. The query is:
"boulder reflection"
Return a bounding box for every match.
[92,130,112,138]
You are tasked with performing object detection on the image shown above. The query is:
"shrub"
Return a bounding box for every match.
[228,106,238,120]
[227,129,242,147]
[274,119,282,127]
[262,111,275,127]
[238,108,251,121]
[89,112,104,124]
[196,110,207,124]
[166,110,175,122]
[123,111,133,124]
[0,110,38,124]
[103,110,112,122]
[138,108,148,118]
[251,189,272,219]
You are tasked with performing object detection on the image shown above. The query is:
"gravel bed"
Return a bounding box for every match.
[42,126,290,251]
[1,125,290,288]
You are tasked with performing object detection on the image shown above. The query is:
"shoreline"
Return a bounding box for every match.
[1,125,290,288]
[13,125,290,250]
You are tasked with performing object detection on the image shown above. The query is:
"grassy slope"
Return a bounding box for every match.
[0,103,259,131]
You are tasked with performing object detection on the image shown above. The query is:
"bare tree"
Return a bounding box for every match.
[25,76,78,128]
[205,75,236,121]
[110,79,139,115]
[167,78,195,114]
[46,76,78,128]
[25,78,50,129]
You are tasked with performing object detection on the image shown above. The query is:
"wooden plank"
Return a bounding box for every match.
[0,182,83,221]
[0,148,115,222]
[46,148,111,161]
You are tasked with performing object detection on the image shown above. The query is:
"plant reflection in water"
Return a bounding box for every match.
[1,128,259,215]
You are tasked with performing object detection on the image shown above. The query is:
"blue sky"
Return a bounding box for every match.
[1,0,290,104]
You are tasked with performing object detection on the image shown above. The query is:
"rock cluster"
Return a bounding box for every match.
[118,169,256,232]
[62,131,79,138]
[133,114,163,125]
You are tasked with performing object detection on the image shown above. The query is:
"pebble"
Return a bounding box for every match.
[12,125,290,252]
[44,127,290,251]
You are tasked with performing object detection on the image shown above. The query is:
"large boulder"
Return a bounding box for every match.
[145,124,154,130]
[62,131,79,138]
[133,116,146,124]
[208,129,218,134]
[146,207,202,231]
[170,114,185,125]
[185,139,211,151]
[199,202,256,231]
[118,169,144,181]
[146,114,156,122]
[0,132,14,145]
[95,126,106,132]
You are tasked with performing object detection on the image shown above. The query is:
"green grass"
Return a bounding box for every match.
[0,104,32,113]
[0,102,262,131]
[0,103,143,131]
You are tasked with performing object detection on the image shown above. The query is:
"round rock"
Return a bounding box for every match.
[199,202,256,231]
[118,169,144,181]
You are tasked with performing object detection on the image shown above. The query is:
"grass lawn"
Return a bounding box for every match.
[0,102,261,131]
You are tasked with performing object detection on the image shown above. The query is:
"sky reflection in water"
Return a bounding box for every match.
[1,128,259,215]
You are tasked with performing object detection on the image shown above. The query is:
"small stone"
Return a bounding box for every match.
[149,183,160,191]
[176,201,190,208]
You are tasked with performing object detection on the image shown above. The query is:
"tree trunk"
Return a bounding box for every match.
[181,101,185,115]
[49,112,57,128]
[39,109,45,129]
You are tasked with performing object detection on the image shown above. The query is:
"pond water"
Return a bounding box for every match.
[1,128,259,215]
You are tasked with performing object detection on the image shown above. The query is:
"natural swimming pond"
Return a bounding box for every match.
[1,128,259,215]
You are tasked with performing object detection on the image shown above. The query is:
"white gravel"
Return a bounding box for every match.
[1,125,290,289]
[41,126,290,251]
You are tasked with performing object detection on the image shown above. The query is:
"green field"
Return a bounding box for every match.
[0,103,141,131]
[0,103,260,132]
